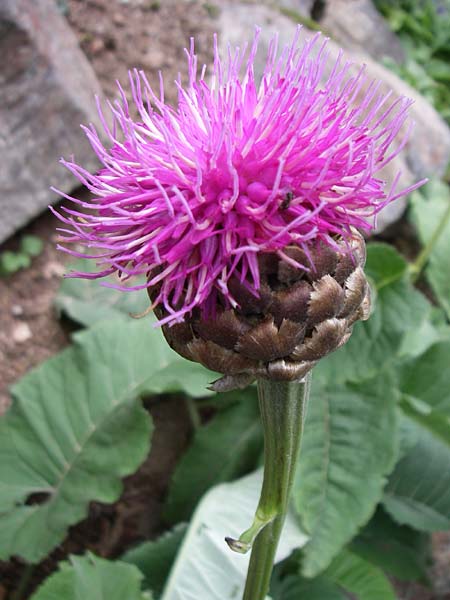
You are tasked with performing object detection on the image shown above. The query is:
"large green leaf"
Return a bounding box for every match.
[275,548,399,600]
[364,242,408,286]
[318,245,431,385]
[410,179,450,318]
[161,470,308,600]
[138,356,216,400]
[399,341,450,416]
[351,508,431,583]
[273,575,346,600]
[164,390,263,523]
[31,553,151,600]
[383,403,450,532]
[397,317,443,359]
[69,322,214,400]
[324,549,398,600]
[293,373,400,577]
[55,258,150,327]
[0,319,212,563]
[122,524,188,596]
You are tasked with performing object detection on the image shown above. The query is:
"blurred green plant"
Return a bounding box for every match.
[410,179,450,317]
[374,0,450,123]
[0,235,44,277]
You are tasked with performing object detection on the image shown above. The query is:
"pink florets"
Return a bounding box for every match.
[54,28,423,325]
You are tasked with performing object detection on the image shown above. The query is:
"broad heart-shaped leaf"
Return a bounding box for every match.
[324,549,397,600]
[318,244,431,385]
[122,524,188,596]
[0,319,213,563]
[55,257,150,327]
[293,372,400,577]
[164,389,263,524]
[161,470,308,600]
[410,179,450,318]
[31,552,151,600]
[351,507,431,583]
[383,402,450,532]
[399,341,450,416]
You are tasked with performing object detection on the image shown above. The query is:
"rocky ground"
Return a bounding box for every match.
[0,0,449,598]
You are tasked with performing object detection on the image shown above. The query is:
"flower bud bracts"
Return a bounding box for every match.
[153,231,370,391]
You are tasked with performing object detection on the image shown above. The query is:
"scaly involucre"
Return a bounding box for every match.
[54,28,420,325]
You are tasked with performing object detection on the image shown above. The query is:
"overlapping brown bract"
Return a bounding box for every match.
[151,231,370,392]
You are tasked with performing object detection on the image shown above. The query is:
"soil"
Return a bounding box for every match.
[66,0,217,110]
[0,211,70,414]
[0,0,449,598]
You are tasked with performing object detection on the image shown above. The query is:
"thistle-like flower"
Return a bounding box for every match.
[54,28,423,389]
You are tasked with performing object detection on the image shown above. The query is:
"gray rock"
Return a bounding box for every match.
[218,3,450,231]
[218,4,300,86]
[319,0,405,64]
[0,0,104,243]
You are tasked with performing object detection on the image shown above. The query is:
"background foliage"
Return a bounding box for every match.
[374,0,450,123]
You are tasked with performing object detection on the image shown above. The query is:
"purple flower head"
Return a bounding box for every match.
[54,28,423,326]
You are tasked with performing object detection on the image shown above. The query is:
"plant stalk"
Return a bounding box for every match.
[239,374,311,600]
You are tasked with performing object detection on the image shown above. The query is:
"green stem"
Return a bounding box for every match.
[410,196,450,282]
[228,374,311,600]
